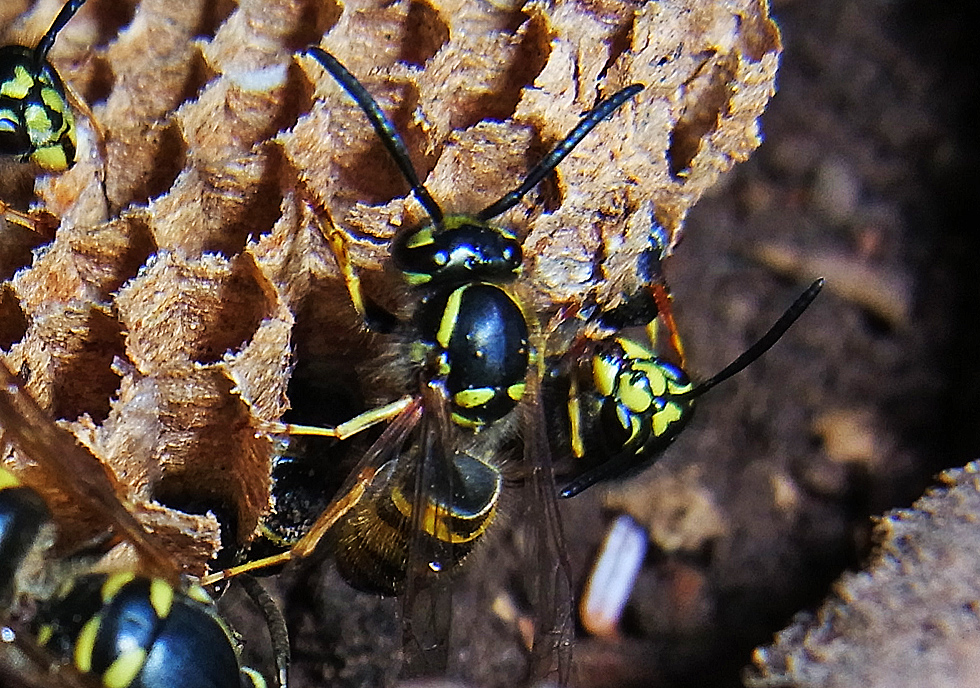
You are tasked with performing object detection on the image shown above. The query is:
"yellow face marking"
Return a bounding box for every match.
[616,404,641,442]
[404,226,435,249]
[24,103,52,134]
[454,387,495,409]
[149,578,174,619]
[40,86,68,116]
[634,361,668,397]
[436,286,465,349]
[668,378,693,395]
[74,615,101,673]
[619,372,652,414]
[506,381,525,402]
[103,648,148,688]
[652,402,685,437]
[101,572,136,603]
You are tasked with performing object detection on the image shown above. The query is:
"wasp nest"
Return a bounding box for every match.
[1,0,780,575]
[748,462,980,688]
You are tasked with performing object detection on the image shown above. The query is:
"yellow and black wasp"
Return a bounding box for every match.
[0,360,285,688]
[547,273,824,498]
[205,45,648,681]
[0,0,87,172]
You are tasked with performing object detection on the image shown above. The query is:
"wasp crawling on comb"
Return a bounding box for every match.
[208,44,646,681]
[548,274,824,498]
[208,43,822,684]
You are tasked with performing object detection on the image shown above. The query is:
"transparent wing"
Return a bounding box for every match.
[521,367,575,684]
[0,361,174,578]
[399,382,457,678]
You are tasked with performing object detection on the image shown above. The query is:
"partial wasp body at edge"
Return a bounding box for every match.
[0,0,87,171]
[0,361,281,688]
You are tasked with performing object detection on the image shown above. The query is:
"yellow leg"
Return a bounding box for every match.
[567,373,586,460]
[203,397,424,585]
[64,77,109,190]
[201,466,372,585]
[307,200,371,323]
[281,395,413,441]
[1,200,59,238]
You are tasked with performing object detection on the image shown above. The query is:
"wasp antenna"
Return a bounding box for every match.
[302,47,444,228]
[476,83,644,222]
[33,0,87,65]
[690,278,824,399]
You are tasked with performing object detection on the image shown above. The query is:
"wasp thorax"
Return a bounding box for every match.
[414,282,530,429]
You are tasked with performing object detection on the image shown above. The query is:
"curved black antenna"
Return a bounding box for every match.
[476,83,644,222]
[303,47,444,227]
[690,278,824,399]
[34,0,88,65]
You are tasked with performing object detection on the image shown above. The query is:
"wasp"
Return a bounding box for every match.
[205,45,645,681]
[548,273,824,498]
[0,360,284,688]
[0,0,88,171]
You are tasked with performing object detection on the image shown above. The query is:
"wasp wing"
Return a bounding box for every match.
[398,383,457,678]
[521,367,575,684]
[0,361,174,578]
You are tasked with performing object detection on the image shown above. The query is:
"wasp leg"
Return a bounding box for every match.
[62,77,109,205]
[203,399,424,585]
[646,280,686,369]
[305,194,399,332]
[281,395,414,441]
[0,201,60,239]
[310,201,369,322]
